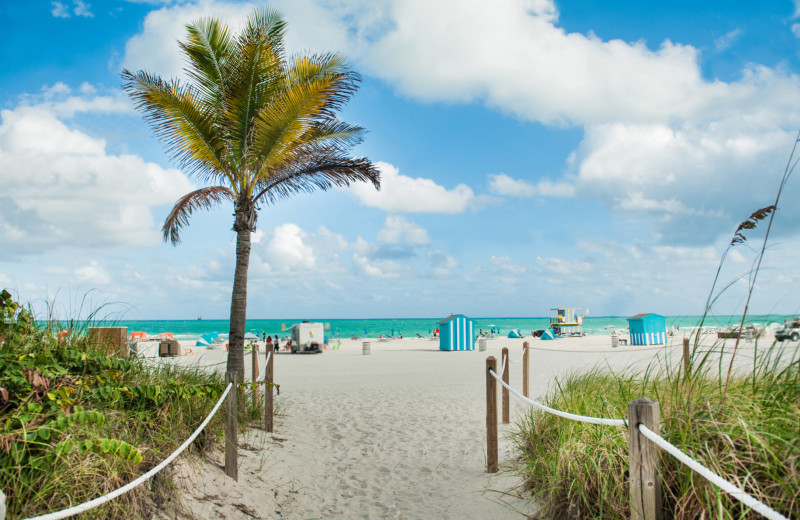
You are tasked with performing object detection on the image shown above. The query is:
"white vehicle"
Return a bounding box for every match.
[291,322,324,354]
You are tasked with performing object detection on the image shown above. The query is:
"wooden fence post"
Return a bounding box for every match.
[628,397,662,520]
[682,338,690,380]
[265,344,274,433]
[224,371,238,481]
[486,356,498,473]
[252,344,260,407]
[501,347,509,424]
[522,341,530,398]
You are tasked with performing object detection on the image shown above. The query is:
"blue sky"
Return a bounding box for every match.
[3,0,800,320]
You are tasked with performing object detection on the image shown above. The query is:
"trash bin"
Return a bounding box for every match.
[362,342,371,355]
[478,338,487,352]
[611,333,619,348]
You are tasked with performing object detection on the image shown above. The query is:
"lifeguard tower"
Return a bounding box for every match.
[549,308,586,336]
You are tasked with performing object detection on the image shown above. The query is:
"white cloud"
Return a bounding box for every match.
[24,83,132,117]
[427,251,458,277]
[262,223,316,271]
[487,173,535,197]
[377,216,430,245]
[352,254,403,278]
[714,29,742,52]
[488,173,575,198]
[51,2,70,17]
[73,261,110,286]
[257,224,349,274]
[536,256,593,276]
[572,121,796,243]
[349,162,475,213]
[0,272,10,288]
[0,103,192,253]
[73,1,93,17]
[51,0,94,18]
[490,255,527,274]
[793,23,800,38]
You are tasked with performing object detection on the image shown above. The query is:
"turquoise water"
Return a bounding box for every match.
[107,315,792,342]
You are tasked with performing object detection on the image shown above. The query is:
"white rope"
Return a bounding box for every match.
[26,382,235,520]
[255,350,272,382]
[638,424,790,520]
[508,351,525,364]
[488,368,626,427]
[499,355,507,378]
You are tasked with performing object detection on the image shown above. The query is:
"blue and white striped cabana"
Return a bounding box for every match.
[438,314,474,351]
[627,313,667,345]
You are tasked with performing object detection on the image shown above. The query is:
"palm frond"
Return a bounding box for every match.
[121,70,230,185]
[222,8,286,167]
[252,146,379,205]
[285,53,360,119]
[179,17,234,109]
[249,56,360,174]
[163,186,234,245]
[304,120,366,151]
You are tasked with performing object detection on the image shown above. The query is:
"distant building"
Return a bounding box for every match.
[627,313,666,345]
[438,314,474,351]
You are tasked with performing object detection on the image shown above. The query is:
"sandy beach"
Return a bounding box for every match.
[150,332,771,520]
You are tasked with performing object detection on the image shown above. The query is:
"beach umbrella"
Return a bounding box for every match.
[196,332,220,347]
[507,329,522,338]
[244,332,259,341]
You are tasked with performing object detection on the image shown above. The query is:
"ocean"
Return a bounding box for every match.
[109,314,793,342]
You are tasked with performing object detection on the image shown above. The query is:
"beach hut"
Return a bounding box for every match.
[438,314,474,351]
[627,313,667,345]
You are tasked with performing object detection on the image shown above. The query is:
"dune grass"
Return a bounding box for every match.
[510,340,800,519]
[0,290,266,519]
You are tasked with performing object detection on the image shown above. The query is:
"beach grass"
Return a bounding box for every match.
[510,339,800,519]
[0,291,264,519]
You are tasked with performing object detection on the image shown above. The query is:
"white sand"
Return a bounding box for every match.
[152,332,771,519]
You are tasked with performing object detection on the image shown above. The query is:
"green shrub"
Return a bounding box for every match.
[0,290,262,519]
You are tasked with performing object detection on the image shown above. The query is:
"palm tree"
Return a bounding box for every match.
[122,8,380,376]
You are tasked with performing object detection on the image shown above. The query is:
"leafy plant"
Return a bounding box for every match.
[0,292,262,519]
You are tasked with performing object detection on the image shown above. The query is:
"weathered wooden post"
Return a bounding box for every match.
[265,343,275,432]
[87,327,128,357]
[682,338,690,380]
[522,341,530,398]
[628,398,662,520]
[501,346,510,424]
[251,343,260,407]
[486,356,498,473]
[224,371,238,480]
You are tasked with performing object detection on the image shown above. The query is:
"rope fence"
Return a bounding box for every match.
[485,340,791,520]
[19,344,279,520]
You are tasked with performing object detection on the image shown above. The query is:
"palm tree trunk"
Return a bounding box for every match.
[228,200,255,377]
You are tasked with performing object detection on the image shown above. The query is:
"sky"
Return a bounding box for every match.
[3,0,800,320]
